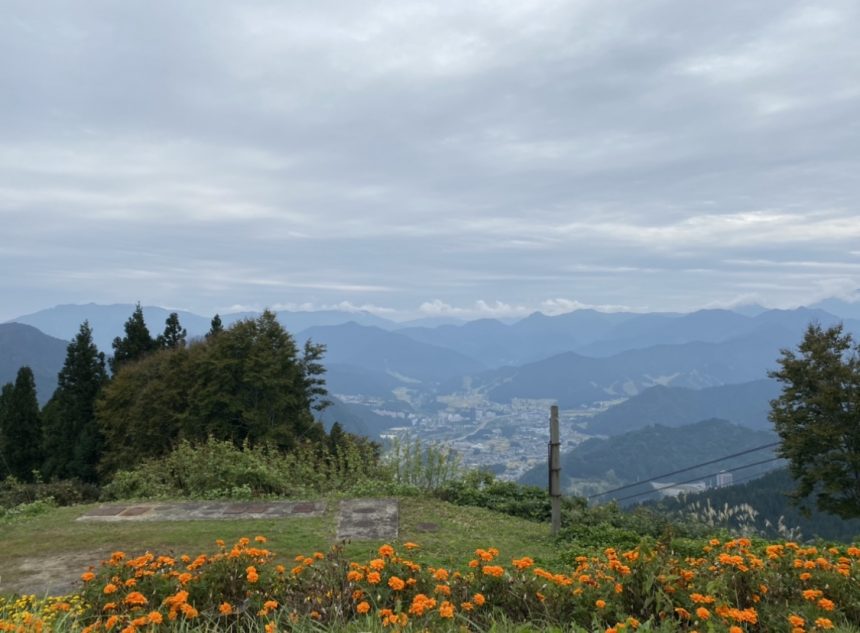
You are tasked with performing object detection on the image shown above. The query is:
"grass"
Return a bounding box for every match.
[0,496,561,597]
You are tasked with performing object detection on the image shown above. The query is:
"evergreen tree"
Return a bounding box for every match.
[207,314,224,338]
[156,312,187,349]
[0,383,10,478]
[0,367,44,481]
[301,339,331,412]
[43,321,109,482]
[110,303,155,373]
[769,323,860,519]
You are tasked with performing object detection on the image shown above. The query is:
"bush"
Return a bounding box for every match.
[437,470,555,522]
[102,436,390,500]
[0,476,100,509]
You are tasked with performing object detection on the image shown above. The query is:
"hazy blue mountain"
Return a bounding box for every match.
[7,303,398,354]
[8,303,212,353]
[809,293,860,319]
[316,396,405,438]
[463,327,795,408]
[0,323,68,405]
[399,310,640,367]
[323,363,409,397]
[729,303,770,317]
[587,379,782,436]
[297,322,487,385]
[519,419,779,495]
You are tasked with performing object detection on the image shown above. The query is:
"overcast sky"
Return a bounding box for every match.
[2,1,859,322]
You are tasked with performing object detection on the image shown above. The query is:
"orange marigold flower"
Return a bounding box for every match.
[367,571,382,584]
[388,576,406,591]
[291,565,304,575]
[513,557,534,570]
[265,623,277,633]
[147,612,163,625]
[369,558,386,570]
[379,544,395,557]
[815,617,834,630]
[246,566,259,583]
[255,535,267,543]
[729,627,742,633]
[81,572,95,582]
[818,598,835,611]
[596,600,607,609]
[800,572,813,580]
[433,568,449,581]
[264,600,278,610]
[356,601,371,614]
[404,542,419,550]
[178,572,192,584]
[788,614,805,627]
[691,593,715,604]
[435,584,451,595]
[695,607,710,621]
[473,593,486,606]
[181,604,199,618]
[219,602,233,616]
[124,592,148,607]
[475,548,494,561]
[347,570,364,582]
[105,615,119,630]
[482,565,504,577]
[438,601,455,619]
[103,583,118,595]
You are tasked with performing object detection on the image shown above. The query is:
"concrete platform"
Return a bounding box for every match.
[76,500,326,522]
[336,498,399,541]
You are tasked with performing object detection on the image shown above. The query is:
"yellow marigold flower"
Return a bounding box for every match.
[482,565,504,577]
[388,576,406,591]
[219,602,233,616]
[379,544,395,557]
[356,601,370,614]
[815,617,834,629]
[596,599,607,609]
[438,601,454,619]
[695,607,710,620]
[473,593,486,606]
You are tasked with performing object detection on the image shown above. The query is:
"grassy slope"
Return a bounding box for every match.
[0,497,560,595]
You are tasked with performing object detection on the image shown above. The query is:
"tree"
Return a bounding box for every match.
[769,323,860,519]
[110,303,156,373]
[98,310,330,474]
[156,312,187,349]
[43,321,109,482]
[207,314,224,338]
[0,367,43,481]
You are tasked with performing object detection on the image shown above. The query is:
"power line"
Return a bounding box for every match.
[611,456,783,504]
[587,441,780,499]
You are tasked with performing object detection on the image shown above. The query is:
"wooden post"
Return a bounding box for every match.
[549,404,561,536]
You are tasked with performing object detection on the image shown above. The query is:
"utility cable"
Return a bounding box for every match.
[609,456,783,504]
[587,441,780,499]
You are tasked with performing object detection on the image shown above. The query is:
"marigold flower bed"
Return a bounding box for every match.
[1,537,858,632]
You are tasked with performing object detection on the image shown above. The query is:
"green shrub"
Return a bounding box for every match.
[0,476,100,509]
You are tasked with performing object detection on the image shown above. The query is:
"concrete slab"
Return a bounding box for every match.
[336,498,399,541]
[77,500,326,522]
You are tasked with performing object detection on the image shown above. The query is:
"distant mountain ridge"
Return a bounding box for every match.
[586,379,782,436]
[519,418,779,495]
[0,323,68,405]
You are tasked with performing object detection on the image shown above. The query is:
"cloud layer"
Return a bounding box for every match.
[2,1,859,320]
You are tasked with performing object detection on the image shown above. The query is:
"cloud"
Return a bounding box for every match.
[1,0,859,320]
